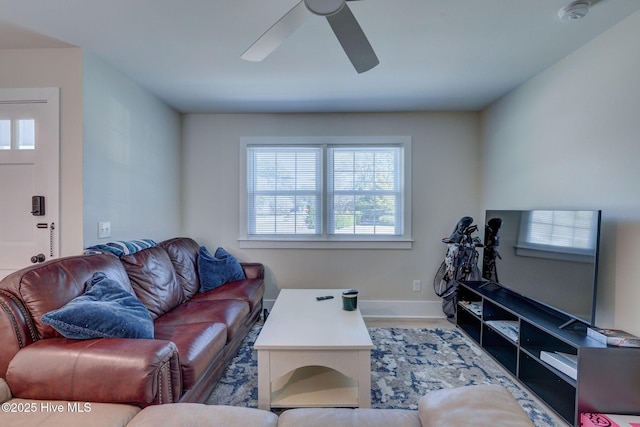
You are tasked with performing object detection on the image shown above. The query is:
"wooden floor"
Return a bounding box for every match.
[364,317,571,427]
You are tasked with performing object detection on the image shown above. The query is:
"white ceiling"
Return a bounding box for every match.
[1,0,639,113]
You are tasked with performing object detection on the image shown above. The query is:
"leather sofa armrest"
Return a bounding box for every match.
[5,338,182,407]
[0,378,12,403]
[241,263,265,280]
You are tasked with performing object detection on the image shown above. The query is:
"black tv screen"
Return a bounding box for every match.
[482,209,601,326]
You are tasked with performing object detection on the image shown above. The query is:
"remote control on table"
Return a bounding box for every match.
[316,295,334,301]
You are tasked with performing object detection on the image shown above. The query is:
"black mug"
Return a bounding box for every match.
[342,289,358,311]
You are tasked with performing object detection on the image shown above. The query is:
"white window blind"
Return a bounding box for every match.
[247,146,322,236]
[328,146,402,236]
[515,210,599,262]
[526,210,597,251]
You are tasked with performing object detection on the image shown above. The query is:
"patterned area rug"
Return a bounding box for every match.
[207,325,558,427]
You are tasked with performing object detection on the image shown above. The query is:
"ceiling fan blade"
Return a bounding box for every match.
[241,1,308,62]
[326,4,379,73]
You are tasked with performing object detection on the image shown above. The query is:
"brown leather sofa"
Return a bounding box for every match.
[0,237,264,408]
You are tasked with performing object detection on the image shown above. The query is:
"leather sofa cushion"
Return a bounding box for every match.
[192,279,264,312]
[278,408,421,427]
[121,247,184,319]
[0,253,132,339]
[158,237,201,301]
[155,299,250,343]
[127,403,278,427]
[154,323,227,390]
[417,385,534,427]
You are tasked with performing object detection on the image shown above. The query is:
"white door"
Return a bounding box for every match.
[0,88,60,279]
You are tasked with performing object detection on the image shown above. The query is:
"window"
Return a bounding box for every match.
[241,137,412,249]
[247,146,321,236]
[328,146,402,235]
[516,210,599,262]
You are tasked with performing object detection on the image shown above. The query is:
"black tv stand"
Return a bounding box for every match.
[456,281,640,427]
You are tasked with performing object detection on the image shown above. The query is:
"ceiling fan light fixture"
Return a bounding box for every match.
[304,0,345,16]
[558,1,590,22]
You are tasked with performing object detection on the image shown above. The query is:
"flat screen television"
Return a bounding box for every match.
[481,209,601,327]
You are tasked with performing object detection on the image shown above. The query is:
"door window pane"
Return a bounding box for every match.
[0,120,10,150]
[17,119,35,150]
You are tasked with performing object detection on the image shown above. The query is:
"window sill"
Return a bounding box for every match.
[238,238,413,250]
[515,245,592,263]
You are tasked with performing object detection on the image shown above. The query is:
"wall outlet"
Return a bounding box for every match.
[413,280,421,292]
[98,221,111,239]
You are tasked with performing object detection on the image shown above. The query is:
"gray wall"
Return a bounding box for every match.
[0,48,84,255]
[82,52,182,247]
[481,11,640,335]
[182,112,480,316]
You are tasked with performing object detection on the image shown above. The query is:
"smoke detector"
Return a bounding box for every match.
[558,1,591,22]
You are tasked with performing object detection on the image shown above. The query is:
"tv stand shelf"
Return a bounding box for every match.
[456,281,640,427]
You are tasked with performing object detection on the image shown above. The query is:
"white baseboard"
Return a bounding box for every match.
[262,299,445,319]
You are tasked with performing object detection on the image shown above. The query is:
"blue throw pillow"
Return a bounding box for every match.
[83,239,157,257]
[198,246,246,292]
[41,272,154,339]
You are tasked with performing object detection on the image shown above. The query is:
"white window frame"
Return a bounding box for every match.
[239,136,412,249]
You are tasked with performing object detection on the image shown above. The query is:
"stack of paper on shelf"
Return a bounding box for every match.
[485,320,519,343]
[466,301,482,316]
[540,351,577,380]
[587,327,640,347]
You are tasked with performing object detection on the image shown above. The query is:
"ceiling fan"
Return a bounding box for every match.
[241,0,379,73]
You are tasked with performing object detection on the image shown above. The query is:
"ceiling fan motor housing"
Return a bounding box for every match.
[304,0,345,16]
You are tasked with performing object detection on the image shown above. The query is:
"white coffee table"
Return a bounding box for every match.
[254,289,373,410]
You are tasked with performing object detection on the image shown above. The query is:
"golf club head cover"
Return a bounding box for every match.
[448,216,473,243]
[485,218,503,247]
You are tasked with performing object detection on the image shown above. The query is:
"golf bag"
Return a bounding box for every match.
[433,216,482,322]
